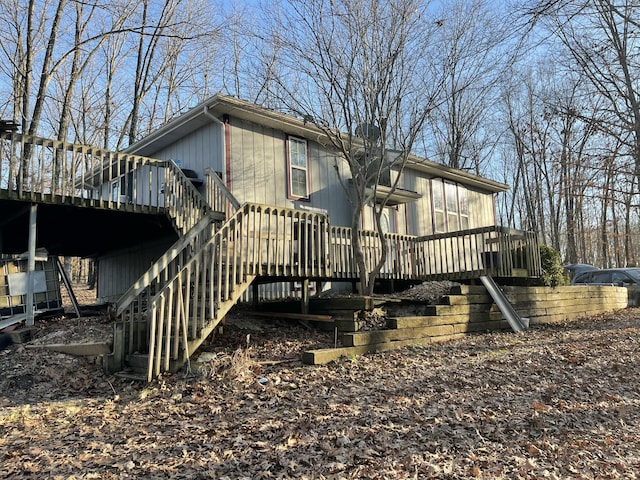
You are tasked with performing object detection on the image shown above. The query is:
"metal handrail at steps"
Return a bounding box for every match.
[109,202,332,380]
[0,132,212,236]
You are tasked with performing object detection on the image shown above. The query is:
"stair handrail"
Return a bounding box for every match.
[203,167,240,214]
[143,202,332,379]
[145,204,249,379]
[162,160,211,235]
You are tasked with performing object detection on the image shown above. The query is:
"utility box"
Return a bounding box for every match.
[0,255,62,318]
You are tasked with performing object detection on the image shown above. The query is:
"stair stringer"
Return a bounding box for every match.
[144,204,257,380]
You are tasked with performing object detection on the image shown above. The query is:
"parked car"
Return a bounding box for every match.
[572,267,640,307]
[571,268,640,286]
[564,263,598,280]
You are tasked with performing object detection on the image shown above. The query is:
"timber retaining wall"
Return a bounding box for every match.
[430,284,628,326]
[302,284,629,364]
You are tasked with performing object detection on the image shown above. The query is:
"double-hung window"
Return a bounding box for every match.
[445,182,459,230]
[287,136,309,199]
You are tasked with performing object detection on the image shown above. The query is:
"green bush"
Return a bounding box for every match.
[539,245,568,287]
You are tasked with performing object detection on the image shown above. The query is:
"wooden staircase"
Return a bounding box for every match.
[107,201,331,380]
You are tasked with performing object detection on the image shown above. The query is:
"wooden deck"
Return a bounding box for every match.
[1,133,543,379]
[0,132,216,230]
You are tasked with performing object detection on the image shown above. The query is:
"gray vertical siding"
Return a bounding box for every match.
[228,117,352,227]
[126,113,502,237]
[96,238,174,303]
[141,123,224,180]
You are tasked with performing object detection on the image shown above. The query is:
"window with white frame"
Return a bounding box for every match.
[458,187,469,229]
[432,179,446,233]
[445,182,459,230]
[431,179,469,233]
[111,180,120,202]
[287,136,309,199]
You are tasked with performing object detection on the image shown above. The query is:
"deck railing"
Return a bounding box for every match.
[415,226,542,280]
[0,133,208,236]
[329,225,541,281]
[204,168,240,218]
[112,202,331,379]
[329,228,419,280]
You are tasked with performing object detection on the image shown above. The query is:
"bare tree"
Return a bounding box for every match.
[0,0,227,150]
[263,0,447,294]
[423,0,513,174]
[528,0,640,182]
[119,0,227,146]
[501,61,612,264]
[510,0,640,266]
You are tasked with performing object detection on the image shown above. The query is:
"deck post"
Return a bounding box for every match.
[301,278,310,314]
[252,282,259,309]
[26,204,37,326]
[104,322,124,374]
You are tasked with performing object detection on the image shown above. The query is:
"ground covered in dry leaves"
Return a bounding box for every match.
[1,292,640,479]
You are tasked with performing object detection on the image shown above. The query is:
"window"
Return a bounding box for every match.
[432,180,445,233]
[431,179,470,233]
[111,180,120,202]
[591,271,612,284]
[287,136,309,199]
[612,272,635,285]
[459,188,469,229]
[445,182,459,230]
[111,173,133,202]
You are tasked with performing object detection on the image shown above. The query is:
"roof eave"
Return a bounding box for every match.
[125,94,333,156]
[403,158,509,193]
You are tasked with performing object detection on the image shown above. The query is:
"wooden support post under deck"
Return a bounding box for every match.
[252,282,259,309]
[301,278,310,314]
[105,322,125,374]
[26,204,37,326]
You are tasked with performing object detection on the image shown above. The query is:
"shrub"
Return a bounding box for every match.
[539,245,568,287]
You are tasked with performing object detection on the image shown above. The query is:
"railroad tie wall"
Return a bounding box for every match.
[303,285,628,365]
[433,284,629,326]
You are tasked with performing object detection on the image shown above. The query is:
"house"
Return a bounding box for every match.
[94,95,516,299]
[126,94,505,235]
[0,95,541,379]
